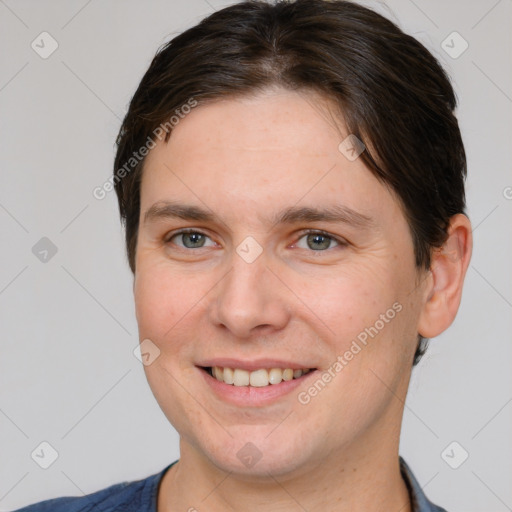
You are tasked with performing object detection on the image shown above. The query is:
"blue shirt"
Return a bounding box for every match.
[13,457,447,511]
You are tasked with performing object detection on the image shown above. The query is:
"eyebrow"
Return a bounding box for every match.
[144,202,215,224]
[273,204,375,229]
[143,201,375,230]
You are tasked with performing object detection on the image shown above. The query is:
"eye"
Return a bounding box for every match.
[167,230,216,249]
[294,230,344,251]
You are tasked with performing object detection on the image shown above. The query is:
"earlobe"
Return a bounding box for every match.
[417,214,473,339]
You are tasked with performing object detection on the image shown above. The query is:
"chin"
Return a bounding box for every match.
[197,425,318,479]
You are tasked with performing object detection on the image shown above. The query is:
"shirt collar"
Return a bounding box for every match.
[400,457,447,512]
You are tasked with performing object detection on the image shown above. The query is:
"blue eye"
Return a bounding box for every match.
[168,230,216,249]
[166,229,344,252]
[295,231,342,251]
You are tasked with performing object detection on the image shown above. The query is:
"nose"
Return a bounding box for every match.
[209,252,291,339]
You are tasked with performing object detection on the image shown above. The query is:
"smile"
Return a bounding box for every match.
[205,366,314,387]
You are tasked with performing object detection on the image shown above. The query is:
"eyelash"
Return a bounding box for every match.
[165,228,347,251]
[297,229,348,250]
[165,229,216,249]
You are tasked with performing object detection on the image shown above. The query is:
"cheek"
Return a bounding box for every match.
[133,259,221,371]
[294,259,399,339]
[292,256,418,381]
[134,263,198,343]
[134,267,169,338]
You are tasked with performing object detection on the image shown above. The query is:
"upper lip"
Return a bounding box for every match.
[196,358,315,372]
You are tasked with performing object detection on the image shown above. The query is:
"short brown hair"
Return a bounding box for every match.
[113,0,468,365]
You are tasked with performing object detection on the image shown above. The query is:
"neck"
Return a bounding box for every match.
[158,430,411,512]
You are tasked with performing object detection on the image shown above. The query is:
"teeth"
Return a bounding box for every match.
[209,366,312,387]
[233,368,250,386]
[268,368,283,385]
[282,368,293,381]
[223,367,234,385]
[249,369,268,387]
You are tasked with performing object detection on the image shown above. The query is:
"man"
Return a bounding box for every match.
[15,0,472,510]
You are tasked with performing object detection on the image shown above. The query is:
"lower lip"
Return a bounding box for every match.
[199,368,316,407]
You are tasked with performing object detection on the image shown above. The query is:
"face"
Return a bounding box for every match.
[134,89,428,477]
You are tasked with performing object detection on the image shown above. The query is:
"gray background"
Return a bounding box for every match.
[0,0,511,510]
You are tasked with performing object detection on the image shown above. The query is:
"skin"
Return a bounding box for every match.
[133,88,472,511]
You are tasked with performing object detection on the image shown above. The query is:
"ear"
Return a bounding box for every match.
[417,213,473,338]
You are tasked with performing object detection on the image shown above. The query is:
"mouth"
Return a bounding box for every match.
[201,366,316,387]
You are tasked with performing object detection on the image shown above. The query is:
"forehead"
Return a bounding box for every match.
[157,89,346,163]
[140,89,403,227]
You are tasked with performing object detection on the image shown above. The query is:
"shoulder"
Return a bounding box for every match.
[12,463,176,512]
